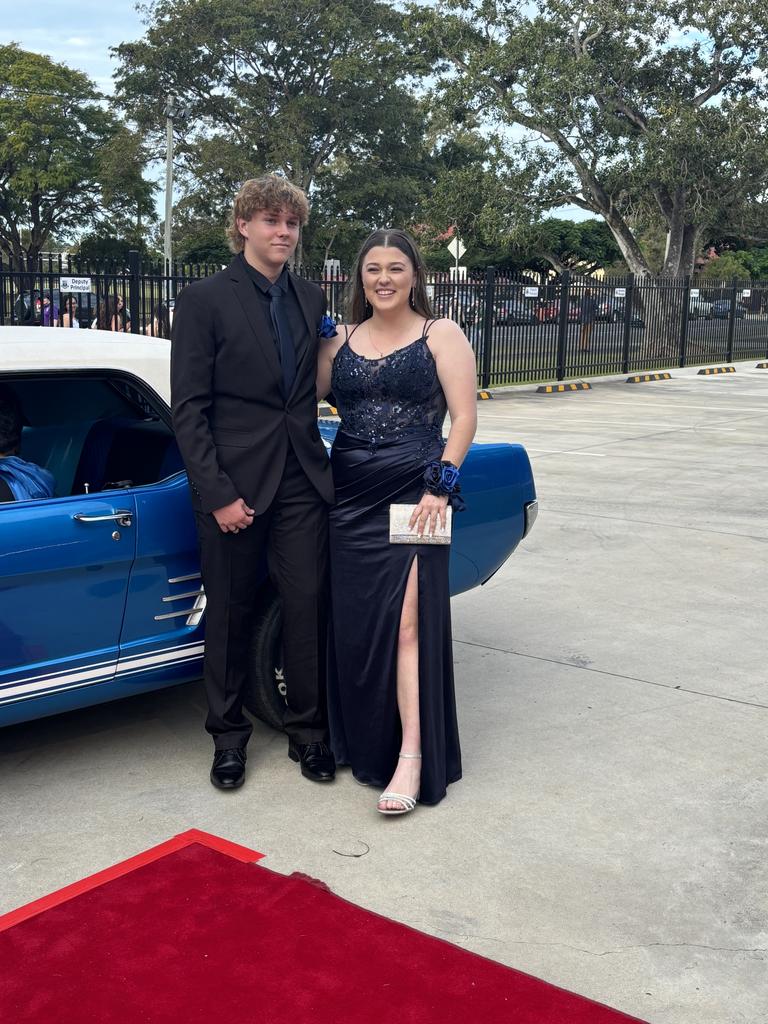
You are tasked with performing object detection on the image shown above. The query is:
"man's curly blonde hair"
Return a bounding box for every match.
[226,175,310,253]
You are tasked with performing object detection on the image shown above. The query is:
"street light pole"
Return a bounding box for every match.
[164,94,175,275]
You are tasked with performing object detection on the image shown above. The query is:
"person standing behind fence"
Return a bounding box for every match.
[42,292,58,327]
[60,296,80,328]
[578,287,597,352]
[144,303,171,339]
[95,296,124,331]
[116,294,132,332]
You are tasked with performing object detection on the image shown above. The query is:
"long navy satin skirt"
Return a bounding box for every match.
[327,427,462,805]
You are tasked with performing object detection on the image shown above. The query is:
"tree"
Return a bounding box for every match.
[113,0,418,264]
[0,44,155,262]
[413,1,768,282]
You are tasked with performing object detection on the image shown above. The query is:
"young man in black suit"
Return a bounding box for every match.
[171,175,335,789]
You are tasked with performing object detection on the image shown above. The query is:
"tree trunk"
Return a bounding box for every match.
[678,224,701,278]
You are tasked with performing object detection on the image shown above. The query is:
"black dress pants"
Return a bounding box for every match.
[195,448,329,750]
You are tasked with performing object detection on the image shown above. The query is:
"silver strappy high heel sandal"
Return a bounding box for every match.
[377,752,422,816]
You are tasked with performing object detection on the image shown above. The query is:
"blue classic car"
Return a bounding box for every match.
[0,328,537,731]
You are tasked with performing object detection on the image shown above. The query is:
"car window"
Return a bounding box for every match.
[0,373,183,502]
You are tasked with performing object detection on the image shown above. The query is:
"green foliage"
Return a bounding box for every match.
[77,233,153,264]
[0,44,155,261]
[175,223,231,267]
[113,0,421,261]
[699,250,752,280]
[412,1,768,279]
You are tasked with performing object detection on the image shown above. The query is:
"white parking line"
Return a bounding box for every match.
[526,449,607,457]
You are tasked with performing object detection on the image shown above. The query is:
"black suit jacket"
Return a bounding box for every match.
[171,257,334,515]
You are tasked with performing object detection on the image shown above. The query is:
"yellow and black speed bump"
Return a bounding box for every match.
[698,366,736,375]
[318,403,338,417]
[626,372,672,383]
[756,362,768,369]
[537,382,591,394]
[477,390,493,400]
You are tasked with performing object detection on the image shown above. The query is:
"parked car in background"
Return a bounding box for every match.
[494,299,537,325]
[688,296,713,319]
[0,327,538,731]
[431,289,478,328]
[594,297,644,326]
[536,298,580,324]
[711,299,746,319]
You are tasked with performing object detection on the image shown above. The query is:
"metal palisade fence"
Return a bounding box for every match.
[2,252,767,385]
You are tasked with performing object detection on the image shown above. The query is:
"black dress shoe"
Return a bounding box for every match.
[288,740,336,782]
[210,747,247,789]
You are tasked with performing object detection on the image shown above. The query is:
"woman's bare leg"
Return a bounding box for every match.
[378,557,421,811]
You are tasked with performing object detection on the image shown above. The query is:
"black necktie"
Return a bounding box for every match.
[268,283,297,396]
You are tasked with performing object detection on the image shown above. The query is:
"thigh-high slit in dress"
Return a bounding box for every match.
[327,324,463,805]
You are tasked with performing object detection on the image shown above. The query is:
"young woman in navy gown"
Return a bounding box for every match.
[317,229,477,814]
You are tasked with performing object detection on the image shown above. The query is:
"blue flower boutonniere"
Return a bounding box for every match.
[318,314,338,339]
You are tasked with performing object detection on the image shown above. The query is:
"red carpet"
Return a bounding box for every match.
[0,830,647,1023]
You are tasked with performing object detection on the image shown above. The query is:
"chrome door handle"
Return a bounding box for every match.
[73,510,133,527]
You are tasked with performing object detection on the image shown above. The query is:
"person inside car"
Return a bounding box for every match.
[0,386,55,503]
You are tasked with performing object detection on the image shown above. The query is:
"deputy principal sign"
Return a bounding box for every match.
[60,277,92,293]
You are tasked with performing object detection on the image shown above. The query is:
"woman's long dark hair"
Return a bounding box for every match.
[96,295,120,331]
[151,303,171,339]
[345,229,434,324]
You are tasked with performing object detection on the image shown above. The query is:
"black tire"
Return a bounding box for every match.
[244,583,287,732]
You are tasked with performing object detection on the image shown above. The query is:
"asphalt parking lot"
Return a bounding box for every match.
[2,360,766,1023]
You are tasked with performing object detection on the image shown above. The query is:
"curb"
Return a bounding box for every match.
[626,372,672,383]
[698,366,736,375]
[536,382,591,394]
[477,390,493,400]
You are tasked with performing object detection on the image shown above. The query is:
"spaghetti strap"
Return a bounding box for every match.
[423,317,438,338]
[347,322,363,342]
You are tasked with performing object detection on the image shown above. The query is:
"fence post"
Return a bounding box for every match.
[480,265,495,390]
[678,275,691,367]
[621,274,634,374]
[555,270,571,380]
[725,276,738,364]
[128,250,141,334]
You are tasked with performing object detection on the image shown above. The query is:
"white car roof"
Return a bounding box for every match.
[0,327,172,405]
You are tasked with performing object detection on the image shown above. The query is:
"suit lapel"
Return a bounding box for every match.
[228,258,282,387]
[288,273,317,397]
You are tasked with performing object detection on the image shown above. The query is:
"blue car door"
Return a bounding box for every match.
[116,473,205,690]
[0,493,136,725]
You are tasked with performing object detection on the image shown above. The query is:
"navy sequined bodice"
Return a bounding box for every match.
[331,334,447,443]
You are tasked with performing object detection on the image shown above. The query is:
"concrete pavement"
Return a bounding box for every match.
[2,360,766,1023]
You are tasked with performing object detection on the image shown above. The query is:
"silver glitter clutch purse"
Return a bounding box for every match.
[389,504,452,545]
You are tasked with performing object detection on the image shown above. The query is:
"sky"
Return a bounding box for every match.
[1,1,146,95]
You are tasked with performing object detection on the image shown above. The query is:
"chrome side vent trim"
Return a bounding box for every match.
[155,576,206,625]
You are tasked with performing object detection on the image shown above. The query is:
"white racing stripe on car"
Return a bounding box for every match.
[116,645,205,675]
[0,662,118,702]
[0,643,206,705]
[1,640,204,691]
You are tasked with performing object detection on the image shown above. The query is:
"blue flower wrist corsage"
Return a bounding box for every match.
[423,460,461,497]
[318,314,338,339]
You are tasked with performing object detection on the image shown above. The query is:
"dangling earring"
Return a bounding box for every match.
[409,287,415,309]
[365,298,372,316]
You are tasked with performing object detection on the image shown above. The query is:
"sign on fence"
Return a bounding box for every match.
[524,286,539,298]
[690,288,700,297]
[60,277,92,293]
[614,287,626,298]
[742,289,751,297]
